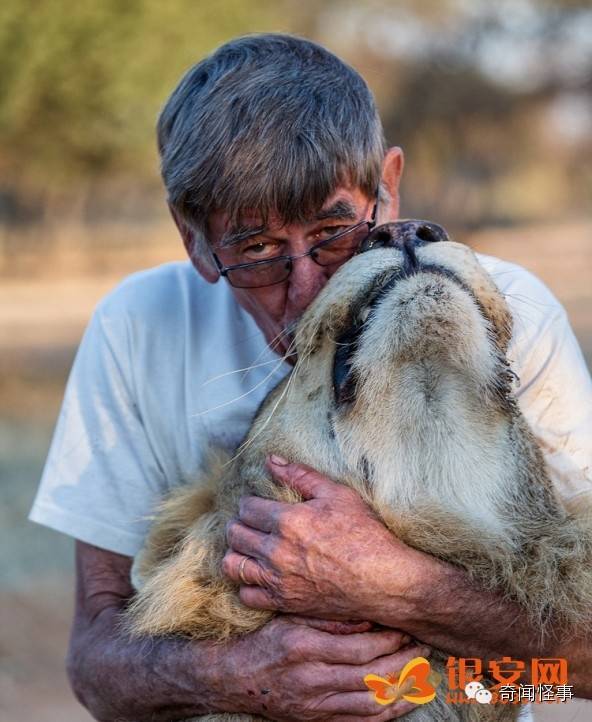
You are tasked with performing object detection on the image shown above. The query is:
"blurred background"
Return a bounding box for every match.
[0,1,590,720]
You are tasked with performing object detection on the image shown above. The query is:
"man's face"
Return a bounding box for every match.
[178,148,404,359]
[206,185,376,359]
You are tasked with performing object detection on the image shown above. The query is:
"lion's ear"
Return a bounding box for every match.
[479,283,513,353]
[496,304,513,353]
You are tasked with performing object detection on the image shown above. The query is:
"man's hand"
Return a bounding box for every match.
[69,541,428,721]
[224,458,592,700]
[214,614,429,721]
[223,456,425,622]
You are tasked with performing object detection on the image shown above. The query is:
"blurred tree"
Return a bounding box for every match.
[0,0,590,228]
[0,0,287,213]
[314,0,592,228]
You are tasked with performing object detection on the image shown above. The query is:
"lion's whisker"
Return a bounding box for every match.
[189,351,292,418]
[201,357,288,387]
[246,324,296,370]
[501,292,557,311]
[225,339,299,465]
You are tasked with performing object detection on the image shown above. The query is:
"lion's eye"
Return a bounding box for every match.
[358,307,371,325]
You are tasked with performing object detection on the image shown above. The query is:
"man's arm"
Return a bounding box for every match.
[68,542,222,721]
[68,540,428,722]
[224,459,592,698]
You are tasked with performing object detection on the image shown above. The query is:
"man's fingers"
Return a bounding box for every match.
[310,690,417,717]
[308,628,417,665]
[225,519,270,560]
[267,455,341,500]
[222,551,271,587]
[321,642,432,691]
[286,616,375,635]
[238,495,286,533]
[239,583,279,610]
[327,699,417,721]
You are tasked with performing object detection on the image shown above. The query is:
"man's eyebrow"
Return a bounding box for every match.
[314,200,358,222]
[218,224,266,248]
[217,200,358,248]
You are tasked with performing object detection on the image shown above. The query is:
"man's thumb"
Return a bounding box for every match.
[267,455,338,500]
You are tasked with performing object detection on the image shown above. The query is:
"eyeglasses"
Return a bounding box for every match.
[209,203,377,289]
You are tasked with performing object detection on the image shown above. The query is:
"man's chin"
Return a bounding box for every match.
[266,327,297,364]
[274,334,297,365]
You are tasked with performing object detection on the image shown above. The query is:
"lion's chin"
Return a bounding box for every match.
[350,269,500,396]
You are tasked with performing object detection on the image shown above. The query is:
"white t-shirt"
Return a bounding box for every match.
[30,256,592,556]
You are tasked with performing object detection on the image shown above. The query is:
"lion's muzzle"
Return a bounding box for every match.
[360,219,449,274]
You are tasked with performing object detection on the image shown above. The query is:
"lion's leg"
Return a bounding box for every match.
[126,508,272,640]
[131,480,218,590]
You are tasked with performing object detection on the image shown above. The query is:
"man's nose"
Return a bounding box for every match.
[287,253,331,312]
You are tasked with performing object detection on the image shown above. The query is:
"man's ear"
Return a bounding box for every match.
[379,146,405,223]
[168,204,219,283]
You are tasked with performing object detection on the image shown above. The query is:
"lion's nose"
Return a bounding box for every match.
[360,220,449,254]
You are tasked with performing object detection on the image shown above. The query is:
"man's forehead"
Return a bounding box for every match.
[211,186,369,248]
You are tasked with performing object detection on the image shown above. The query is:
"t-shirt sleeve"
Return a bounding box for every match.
[29,303,168,557]
[507,273,592,513]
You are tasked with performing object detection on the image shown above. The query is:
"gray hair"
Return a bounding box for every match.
[158,33,386,254]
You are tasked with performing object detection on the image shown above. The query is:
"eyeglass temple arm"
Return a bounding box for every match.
[370,185,381,225]
[208,247,229,277]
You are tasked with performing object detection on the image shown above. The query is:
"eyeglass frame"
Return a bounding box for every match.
[207,192,379,289]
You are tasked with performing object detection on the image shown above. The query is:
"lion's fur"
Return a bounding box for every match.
[125,232,592,722]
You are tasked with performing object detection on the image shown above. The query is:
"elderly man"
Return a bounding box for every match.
[30,34,592,721]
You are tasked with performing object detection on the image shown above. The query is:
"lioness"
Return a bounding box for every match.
[127,221,592,721]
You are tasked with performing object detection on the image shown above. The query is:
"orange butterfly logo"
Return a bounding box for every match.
[364,656,441,705]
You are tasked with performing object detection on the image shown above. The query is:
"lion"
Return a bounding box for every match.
[126,221,592,722]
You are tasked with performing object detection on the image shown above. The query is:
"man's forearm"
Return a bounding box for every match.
[548,634,592,698]
[68,605,224,721]
[68,541,229,721]
[373,554,592,697]
[71,542,427,722]
[227,461,592,698]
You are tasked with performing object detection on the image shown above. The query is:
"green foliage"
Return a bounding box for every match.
[0,0,287,186]
[0,0,589,225]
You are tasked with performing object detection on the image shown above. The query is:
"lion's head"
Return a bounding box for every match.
[250,222,530,533]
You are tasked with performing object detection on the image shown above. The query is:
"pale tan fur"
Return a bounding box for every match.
[126,232,592,722]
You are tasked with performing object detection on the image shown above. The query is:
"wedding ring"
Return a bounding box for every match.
[238,555,252,585]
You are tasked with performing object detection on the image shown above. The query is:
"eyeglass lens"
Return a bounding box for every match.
[226,223,371,288]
